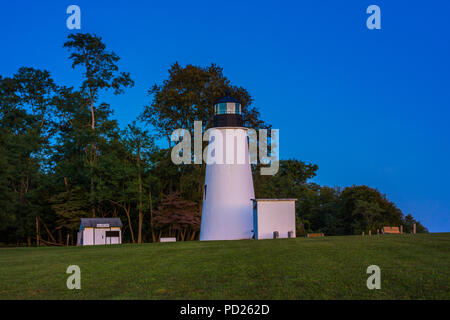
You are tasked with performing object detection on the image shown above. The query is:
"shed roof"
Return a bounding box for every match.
[80,218,123,228]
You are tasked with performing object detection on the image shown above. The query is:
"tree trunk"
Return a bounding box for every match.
[181,229,187,241]
[137,141,143,244]
[36,216,40,246]
[149,189,155,242]
[124,205,136,243]
[90,95,95,130]
[40,218,57,243]
[89,90,96,217]
[91,176,95,217]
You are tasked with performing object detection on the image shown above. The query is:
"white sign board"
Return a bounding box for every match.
[96,224,110,228]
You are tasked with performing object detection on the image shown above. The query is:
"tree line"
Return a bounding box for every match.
[0,33,427,246]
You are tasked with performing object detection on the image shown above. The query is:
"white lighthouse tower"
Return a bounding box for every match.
[200,94,255,241]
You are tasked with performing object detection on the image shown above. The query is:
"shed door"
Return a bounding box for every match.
[94,228,106,245]
[106,230,120,244]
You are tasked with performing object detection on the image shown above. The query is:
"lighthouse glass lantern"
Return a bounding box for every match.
[213,95,243,127]
[200,94,255,241]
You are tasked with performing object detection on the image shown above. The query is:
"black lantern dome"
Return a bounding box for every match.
[213,94,243,127]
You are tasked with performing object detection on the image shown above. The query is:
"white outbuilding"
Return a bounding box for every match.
[252,199,297,240]
[77,218,123,246]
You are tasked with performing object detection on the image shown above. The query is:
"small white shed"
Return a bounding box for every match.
[77,218,123,246]
[252,199,297,240]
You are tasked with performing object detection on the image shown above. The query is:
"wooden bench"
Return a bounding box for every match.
[307,233,324,238]
[382,226,400,234]
[160,237,176,242]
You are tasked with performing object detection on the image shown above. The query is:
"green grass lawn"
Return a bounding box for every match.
[0,233,449,299]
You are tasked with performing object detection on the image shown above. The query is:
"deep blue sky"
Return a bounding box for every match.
[1,1,449,232]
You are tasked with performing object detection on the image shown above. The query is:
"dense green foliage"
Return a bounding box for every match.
[0,33,427,246]
[1,233,448,299]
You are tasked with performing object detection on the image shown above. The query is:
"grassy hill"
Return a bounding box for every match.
[0,233,449,299]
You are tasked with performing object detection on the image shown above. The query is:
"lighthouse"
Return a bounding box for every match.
[199,94,255,240]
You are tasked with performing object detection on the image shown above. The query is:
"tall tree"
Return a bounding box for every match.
[63,33,134,216]
[0,70,58,245]
[141,62,269,147]
[122,122,157,243]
